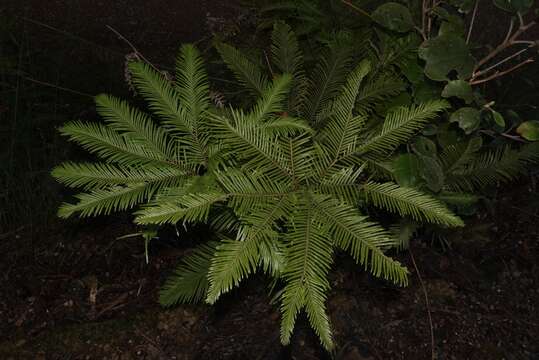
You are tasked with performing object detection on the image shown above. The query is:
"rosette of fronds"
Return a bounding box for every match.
[52,23,462,350]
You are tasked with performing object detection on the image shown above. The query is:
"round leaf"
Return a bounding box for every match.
[372,3,415,33]
[433,7,466,36]
[450,107,481,134]
[422,124,439,136]
[442,80,474,104]
[516,120,539,141]
[392,154,421,187]
[413,78,442,102]
[418,33,475,81]
[437,124,459,148]
[447,0,475,13]
[491,110,506,129]
[419,155,444,192]
[414,136,438,156]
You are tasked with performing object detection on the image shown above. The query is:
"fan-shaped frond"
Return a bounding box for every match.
[361,182,464,227]
[160,242,218,306]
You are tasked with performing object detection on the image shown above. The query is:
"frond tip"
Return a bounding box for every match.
[160,242,217,306]
[362,182,464,227]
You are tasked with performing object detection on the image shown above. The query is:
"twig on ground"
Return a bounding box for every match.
[409,247,435,360]
[22,76,93,97]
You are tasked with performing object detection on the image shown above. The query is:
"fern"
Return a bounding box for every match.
[53,24,463,351]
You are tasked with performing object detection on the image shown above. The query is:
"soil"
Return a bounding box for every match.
[1,181,538,359]
[1,1,539,359]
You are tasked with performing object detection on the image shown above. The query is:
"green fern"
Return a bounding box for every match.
[53,25,462,351]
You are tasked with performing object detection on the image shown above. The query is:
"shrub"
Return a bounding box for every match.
[52,23,465,350]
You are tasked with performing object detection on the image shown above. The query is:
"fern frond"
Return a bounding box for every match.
[128,61,187,132]
[59,121,176,167]
[445,145,534,191]
[436,191,479,206]
[216,43,269,96]
[51,162,185,190]
[248,74,292,122]
[209,111,291,179]
[95,94,174,158]
[175,44,210,122]
[261,116,313,136]
[280,194,334,350]
[271,21,303,76]
[206,237,260,304]
[313,196,407,285]
[304,32,355,125]
[135,191,227,225]
[355,72,405,115]
[160,242,218,306]
[361,182,464,227]
[356,100,450,159]
[58,183,152,218]
[317,166,364,203]
[440,137,483,174]
[317,60,371,170]
[206,195,290,304]
[129,61,209,164]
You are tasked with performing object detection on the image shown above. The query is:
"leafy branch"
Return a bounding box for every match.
[470,14,537,85]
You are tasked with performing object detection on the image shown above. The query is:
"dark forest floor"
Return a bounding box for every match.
[1,1,539,359]
[1,181,538,360]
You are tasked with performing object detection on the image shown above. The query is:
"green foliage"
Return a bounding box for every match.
[517,121,539,141]
[338,0,539,230]
[372,3,414,33]
[493,0,534,13]
[53,24,463,351]
[418,33,475,81]
[442,80,473,104]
